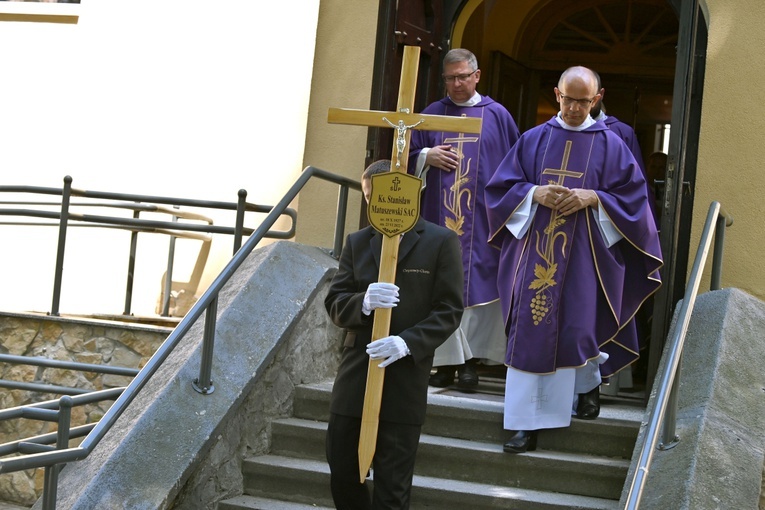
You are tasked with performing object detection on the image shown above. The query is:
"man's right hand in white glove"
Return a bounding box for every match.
[362,282,399,316]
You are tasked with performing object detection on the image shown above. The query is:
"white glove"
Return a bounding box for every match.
[362,282,399,315]
[366,335,410,368]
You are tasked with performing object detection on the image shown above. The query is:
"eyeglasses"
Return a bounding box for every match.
[559,93,596,108]
[442,69,478,83]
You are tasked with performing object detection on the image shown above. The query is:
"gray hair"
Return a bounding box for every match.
[443,48,478,71]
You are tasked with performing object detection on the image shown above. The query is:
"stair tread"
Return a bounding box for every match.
[301,380,645,424]
[242,454,618,508]
[270,416,631,467]
[219,494,333,509]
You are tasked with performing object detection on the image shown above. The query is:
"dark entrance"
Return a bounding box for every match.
[367,0,706,396]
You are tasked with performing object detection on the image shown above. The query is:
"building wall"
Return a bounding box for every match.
[693,0,765,299]
[299,0,765,302]
[295,0,379,249]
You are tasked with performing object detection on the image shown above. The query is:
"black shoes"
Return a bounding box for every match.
[428,366,456,387]
[429,360,480,391]
[456,360,479,392]
[576,385,601,420]
[503,430,538,454]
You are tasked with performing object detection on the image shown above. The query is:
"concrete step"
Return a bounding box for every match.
[269,416,629,500]
[234,380,644,508]
[235,455,619,510]
[293,381,643,457]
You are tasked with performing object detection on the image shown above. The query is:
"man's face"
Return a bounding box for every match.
[555,81,600,127]
[443,60,480,104]
[362,178,372,203]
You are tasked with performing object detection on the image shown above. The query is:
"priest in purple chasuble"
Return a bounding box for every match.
[409,48,520,391]
[484,66,662,453]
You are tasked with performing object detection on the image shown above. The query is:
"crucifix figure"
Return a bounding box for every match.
[327,45,481,483]
[382,116,425,168]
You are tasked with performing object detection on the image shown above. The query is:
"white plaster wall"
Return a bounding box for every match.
[0,0,320,315]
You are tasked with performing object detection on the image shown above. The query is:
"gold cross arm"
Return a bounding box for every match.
[328,108,482,135]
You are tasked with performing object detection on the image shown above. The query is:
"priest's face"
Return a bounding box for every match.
[555,80,600,127]
[443,60,480,104]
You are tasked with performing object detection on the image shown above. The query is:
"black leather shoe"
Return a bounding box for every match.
[576,385,601,420]
[429,366,456,388]
[503,430,538,454]
[456,360,479,393]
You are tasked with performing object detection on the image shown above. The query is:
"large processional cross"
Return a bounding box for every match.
[328,45,482,482]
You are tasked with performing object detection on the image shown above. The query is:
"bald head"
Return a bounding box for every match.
[558,66,599,95]
[555,66,601,127]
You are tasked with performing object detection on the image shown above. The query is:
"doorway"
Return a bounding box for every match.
[370,0,707,397]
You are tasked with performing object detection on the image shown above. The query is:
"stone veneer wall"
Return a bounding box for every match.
[25,241,341,510]
[0,313,172,506]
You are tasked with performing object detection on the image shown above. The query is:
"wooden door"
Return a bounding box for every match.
[646,0,706,394]
[488,51,540,133]
[357,0,461,226]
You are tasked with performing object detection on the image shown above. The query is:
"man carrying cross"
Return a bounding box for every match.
[324,45,476,507]
[484,66,663,454]
[325,159,463,509]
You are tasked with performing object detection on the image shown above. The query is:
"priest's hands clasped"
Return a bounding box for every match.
[425,144,460,171]
[533,184,598,216]
[362,282,400,315]
[366,335,411,368]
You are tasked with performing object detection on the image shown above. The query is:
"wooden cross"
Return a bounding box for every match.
[328,45,481,482]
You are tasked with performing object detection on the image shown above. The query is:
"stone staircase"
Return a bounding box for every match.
[219,372,645,510]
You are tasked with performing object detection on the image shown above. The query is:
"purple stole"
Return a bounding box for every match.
[507,136,595,373]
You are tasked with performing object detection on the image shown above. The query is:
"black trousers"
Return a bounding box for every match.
[326,413,422,510]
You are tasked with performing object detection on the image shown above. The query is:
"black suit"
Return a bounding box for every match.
[325,217,463,509]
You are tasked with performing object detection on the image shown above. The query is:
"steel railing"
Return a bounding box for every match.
[0,166,361,510]
[623,201,733,509]
[0,178,297,317]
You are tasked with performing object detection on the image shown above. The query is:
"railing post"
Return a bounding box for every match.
[333,184,350,258]
[711,212,728,291]
[192,297,217,395]
[123,209,141,316]
[161,207,180,317]
[50,176,73,317]
[659,356,681,450]
[42,395,72,510]
[234,189,247,255]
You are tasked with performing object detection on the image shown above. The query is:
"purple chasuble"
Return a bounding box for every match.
[604,116,645,173]
[409,96,519,307]
[485,117,662,378]
[605,115,658,224]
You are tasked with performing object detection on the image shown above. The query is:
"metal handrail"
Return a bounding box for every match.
[0,353,139,395]
[624,201,732,509]
[0,178,298,316]
[0,166,361,510]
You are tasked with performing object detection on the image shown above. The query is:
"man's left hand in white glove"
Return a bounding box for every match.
[366,335,410,368]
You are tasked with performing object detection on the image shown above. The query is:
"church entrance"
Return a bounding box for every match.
[369,0,707,398]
